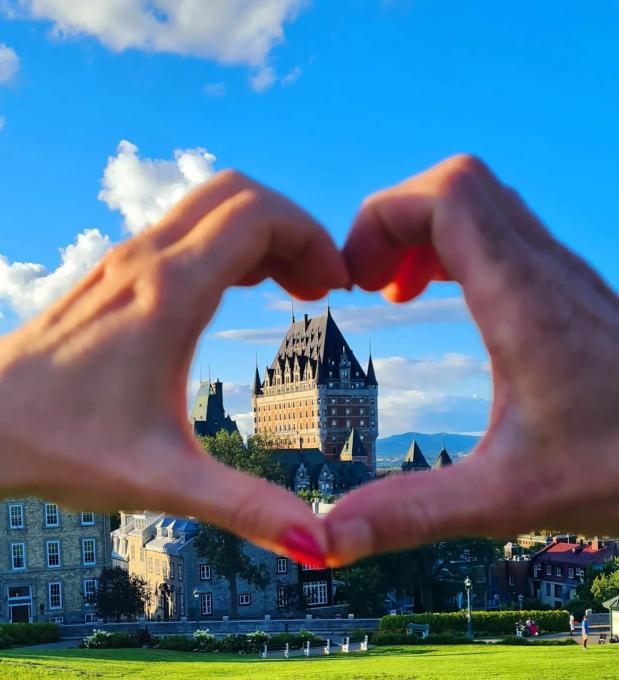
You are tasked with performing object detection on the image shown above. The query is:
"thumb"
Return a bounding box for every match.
[323,453,512,566]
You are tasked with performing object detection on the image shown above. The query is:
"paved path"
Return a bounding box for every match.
[15,639,80,652]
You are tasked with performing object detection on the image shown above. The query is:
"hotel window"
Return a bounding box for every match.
[568,568,574,579]
[200,592,212,616]
[178,564,184,581]
[345,408,351,415]
[534,564,541,577]
[277,557,288,574]
[81,512,95,525]
[162,562,168,579]
[82,538,96,565]
[331,398,336,404]
[346,420,351,427]
[47,540,61,568]
[239,593,251,606]
[48,582,62,610]
[170,562,175,579]
[130,545,136,560]
[9,504,24,529]
[11,543,26,570]
[331,420,336,427]
[360,408,365,415]
[199,563,211,581]
[331,408,336,415]
[303,581,328,606]
[45,503,59,527]
[545,583,551,596]
[84,579,97,606]
[360,420,365,427]
[546,564,552,576]
[555,566,562,577]
[148,557,153,571]
[277,585,288,608]
[140,547,145,561]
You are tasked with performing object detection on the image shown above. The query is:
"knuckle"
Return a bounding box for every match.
[449,153,490,179]
[441,154,490,197]
[212,168,252,191]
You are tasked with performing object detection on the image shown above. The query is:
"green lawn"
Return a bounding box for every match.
[0,645,617,679]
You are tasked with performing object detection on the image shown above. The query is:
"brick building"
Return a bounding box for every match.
[1,498,111,624]
[252,309,378,473]
[112,512,301,620]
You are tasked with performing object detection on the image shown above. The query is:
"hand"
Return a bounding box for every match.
[0,171,349,565]
[324,154,619,566]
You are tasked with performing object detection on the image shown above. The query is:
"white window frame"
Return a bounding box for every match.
[199,592,212,616]
[45,503,59,528]
[81,512,95,526]
[199,563,211,581]
[170,562,175,579]
[277,585,288,608]
[568,567,574,579]
[46,540,61,568]
[8,504,24,529]
[238,593,251,606]
[84,612,97,623]
[276,557,288,574]
[303,581,328,606]
[178,564,183,581]
[82,538,96,566]
[48,582,63,610]
[11,542,26,570]
[555,566,562,577]
[83,578,98,607]
[546,564,552,576]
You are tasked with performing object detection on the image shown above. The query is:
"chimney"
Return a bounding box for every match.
[304,313,309,330]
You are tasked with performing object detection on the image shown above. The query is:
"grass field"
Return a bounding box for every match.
[0,645,617,679]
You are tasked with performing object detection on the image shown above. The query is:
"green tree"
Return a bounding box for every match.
[95,567,149,621]
[198,430,286,485]
[591,559,619,602]
[297,489,336,504]
[334,564,388,617]
[194,525,269,618]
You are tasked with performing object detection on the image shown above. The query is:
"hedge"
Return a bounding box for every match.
[380,611,569,636]
[0,623,61,646]
[498,636,578,646]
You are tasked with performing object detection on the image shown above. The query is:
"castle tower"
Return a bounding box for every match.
[252,309,378,473]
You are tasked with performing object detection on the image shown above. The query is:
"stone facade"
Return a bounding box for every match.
[253,309,378,473]
[112,512,301,620]
[0,497,111,624]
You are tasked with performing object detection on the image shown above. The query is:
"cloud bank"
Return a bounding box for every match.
[0,229,111,319]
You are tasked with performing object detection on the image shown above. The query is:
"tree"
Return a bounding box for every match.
[95,567,149,621]
[334,564,388,617]
[198,430,286,485]
[297,489,336,504]
[591,559,619,602]
[194,524,269,618]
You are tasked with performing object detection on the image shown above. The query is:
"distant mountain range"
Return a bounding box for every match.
[376,432,482,468]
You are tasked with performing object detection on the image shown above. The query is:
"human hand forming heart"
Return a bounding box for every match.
[0,156,617,568]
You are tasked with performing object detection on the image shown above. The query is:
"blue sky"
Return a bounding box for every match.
[1,1,617,437]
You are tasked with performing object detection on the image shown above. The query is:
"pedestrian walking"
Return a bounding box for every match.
[569,613,575,636]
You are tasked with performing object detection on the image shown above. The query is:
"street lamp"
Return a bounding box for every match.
[464,576,473,639]
[518,594,524,611]
[192,589,200,625]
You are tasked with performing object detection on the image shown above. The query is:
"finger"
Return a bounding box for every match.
[324,454,514,566]
[164,184,350,309]
[140,440,329,566]
[344,155,532,304]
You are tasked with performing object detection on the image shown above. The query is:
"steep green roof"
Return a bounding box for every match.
[401,440,431,472]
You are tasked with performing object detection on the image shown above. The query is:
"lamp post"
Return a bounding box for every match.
[518,594,524,611]
[464,576,473,639]
[193,589,200,625]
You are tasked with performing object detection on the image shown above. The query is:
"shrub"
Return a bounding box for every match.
[193,629,216,652]
[0,623,61,646]
[82,630,139,649]
[158,635,196,652]
[380,610,569,636]
[497,636,578,647]
[349,628,374,643]
[217,634,250,654]
[0,630,12,650]
[245,631,269,653]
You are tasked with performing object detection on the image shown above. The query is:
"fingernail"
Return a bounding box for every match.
[326,518,374,565]
[282,527,326,568]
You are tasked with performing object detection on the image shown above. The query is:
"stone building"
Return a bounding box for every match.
[0,498,111,624]
[252,309,378,473]
[191,380,239,438]
[112,512,300,620]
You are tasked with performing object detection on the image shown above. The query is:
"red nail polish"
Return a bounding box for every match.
[282,527,326,568]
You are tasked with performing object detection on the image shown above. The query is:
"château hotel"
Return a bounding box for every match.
[252,309,378,473]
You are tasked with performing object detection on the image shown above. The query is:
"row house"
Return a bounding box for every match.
[1,498,111,624]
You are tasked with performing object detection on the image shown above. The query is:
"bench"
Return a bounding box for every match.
[406,623,430,639]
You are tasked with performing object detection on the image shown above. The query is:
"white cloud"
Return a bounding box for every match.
[99,140,217,234]
[204,82,226,98]
[6,1,306,71]
[281,65,301,86]
[0,229,111,318]
[212,327,287,344]
[0,43,19,83]
[250,65,276,92]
